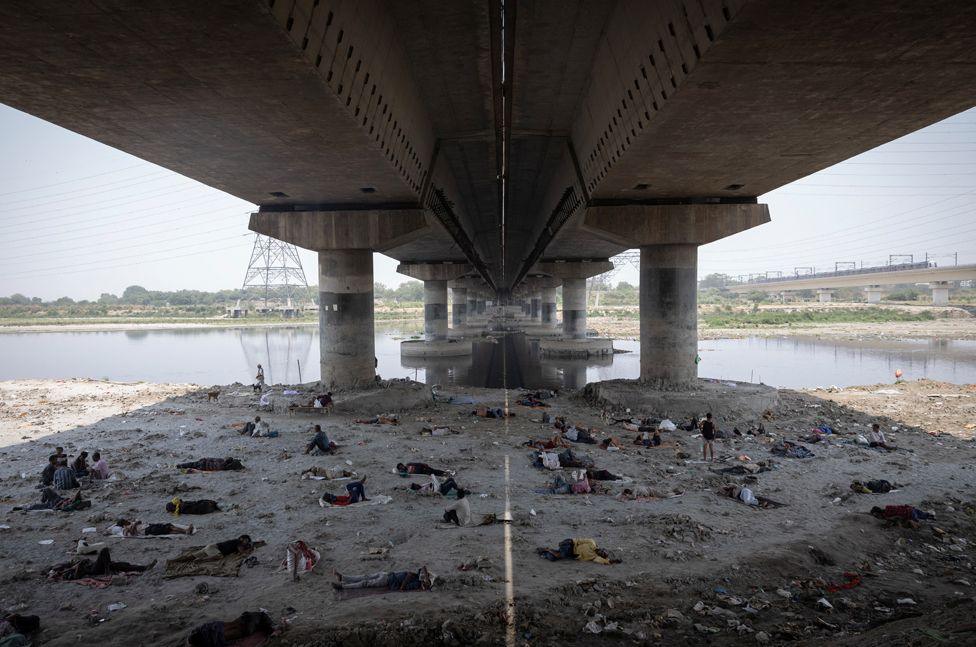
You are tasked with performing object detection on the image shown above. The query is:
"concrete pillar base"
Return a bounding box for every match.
[538,337,613,358]
[931,281,950,306]
[817,289,834,304]
[318,249,375,388]
[400,339,474,358]
[640,245,697,386]
[583,378,779,420]
[864,286,883,304]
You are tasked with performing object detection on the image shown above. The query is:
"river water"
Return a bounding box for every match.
[0,326,973,389]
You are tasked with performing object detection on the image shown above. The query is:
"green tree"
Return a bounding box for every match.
[122,285,151,304]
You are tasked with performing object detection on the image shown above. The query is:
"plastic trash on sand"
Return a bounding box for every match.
[107,603,126,612]
[658,419,677,432]
[738,488,759,506]
[38,539,54,545]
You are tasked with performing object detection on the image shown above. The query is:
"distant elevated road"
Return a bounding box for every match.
[727,264,976,292]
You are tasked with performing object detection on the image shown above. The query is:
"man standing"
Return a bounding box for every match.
[700,412,716,462]
[253,364,265,393]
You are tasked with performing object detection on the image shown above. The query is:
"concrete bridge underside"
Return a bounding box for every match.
[2,0,975,386]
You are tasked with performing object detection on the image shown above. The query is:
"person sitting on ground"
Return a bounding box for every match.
[396,462,451,477]
[870,505,934,526]
[52,462,79,490]
[249,416,272,438]
[40,455,58,486]
[868,423,896,450]
[258,391,272,410]
[442,489,480,525]
[166,498,221,515]
[633,429,662,447]
[353,414,399,425]
[700,413,716,462]
[54,447,65,462]
[108,518,194,537]
[171,535,253,564]
[90,451,110,479]
[599,436,623,451]
[319,478,369,507]
[304,425,337,455]
[301,466,355,480]
[48,547,155,580]
[409,474,461,497]
[332,566,433,592]
[680,416,700,432]
[0,613,40,645]
[13,488,90,512]
[71,451,90,478]
[177,457,244,472]
[310,392,334,411]
[187,611,275,647]
[537,538,619,564]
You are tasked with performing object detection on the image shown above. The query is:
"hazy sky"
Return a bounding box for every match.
[0,103,973,300]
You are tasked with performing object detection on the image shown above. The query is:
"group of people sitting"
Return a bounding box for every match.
[40,447,110,489]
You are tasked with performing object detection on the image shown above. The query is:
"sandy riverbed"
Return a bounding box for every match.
[1,377,976,646]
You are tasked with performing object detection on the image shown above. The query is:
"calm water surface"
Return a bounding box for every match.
[0,326,973,389]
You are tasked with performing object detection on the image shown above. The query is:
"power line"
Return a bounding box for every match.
[0,163,149,197]
[0,170,171,207]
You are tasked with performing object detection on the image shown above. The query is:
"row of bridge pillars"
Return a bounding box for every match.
[816,282,950,306]
[250,202,772,389]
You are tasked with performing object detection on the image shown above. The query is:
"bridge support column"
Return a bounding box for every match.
[451,286,467,329]
[541,286,558,328]
[817,289,833,304]
[864,286,883,304]
[530,294,542,321]
[561,279,587,338]
[477,293,487,314]
[318,249,376,387]
[931,281,950,306]
[249,208,433,388]
[639,245,698,386]
[578,202,770,387]
[396,263,474,355]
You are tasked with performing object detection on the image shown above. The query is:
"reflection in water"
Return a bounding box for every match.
[0,326,973,389]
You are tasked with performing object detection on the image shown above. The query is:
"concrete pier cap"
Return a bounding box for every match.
[582,202,770,388]
[249,208,435,389]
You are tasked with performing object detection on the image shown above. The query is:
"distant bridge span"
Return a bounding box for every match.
[727,264,976,305]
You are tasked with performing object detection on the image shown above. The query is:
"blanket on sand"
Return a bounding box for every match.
[164,542,266,579]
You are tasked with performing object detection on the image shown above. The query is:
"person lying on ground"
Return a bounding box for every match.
[557,447,595,468]
[13,488,90,512]
[0,613,40,645]
[177,457,244,472]
[539,472,592,495]
[851,479,894,494]
[187,611,276,647]
[869,423,897,450]
[586,468,621,481]
[524,433,571,450]
[409,474,462,497]
[48,547,155,580]
[396,462,452,476]
[40,455,58,486]
[537,538,620,564]
[870,505,935,526]
[680,416,700,432]
[353,414,399,425]
[108,518,194,537]
[305,425,337,455]
[332,566,433,592]
[471,406,513,418]
[420,425,458,436]
[52,463,79,490]
[562,425,597,444]
[516,395,549,408]
[301,465,356,480]
[599,436,623,451]
[319,478,369,507]
[617,486,669,501]
[171,535,254,563]
[166,498,221,515]
[633,429,662,447]
[72,451,89,478]
[90,451,110,479]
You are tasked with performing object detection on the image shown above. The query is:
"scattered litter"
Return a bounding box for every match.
[106,602,126,612]
[38,539,54,545]
[896,597,917,606]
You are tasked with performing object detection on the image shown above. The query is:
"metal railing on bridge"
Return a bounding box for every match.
[735,260,934,286]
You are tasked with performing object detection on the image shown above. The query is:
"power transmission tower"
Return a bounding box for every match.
[241,234,313,315]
